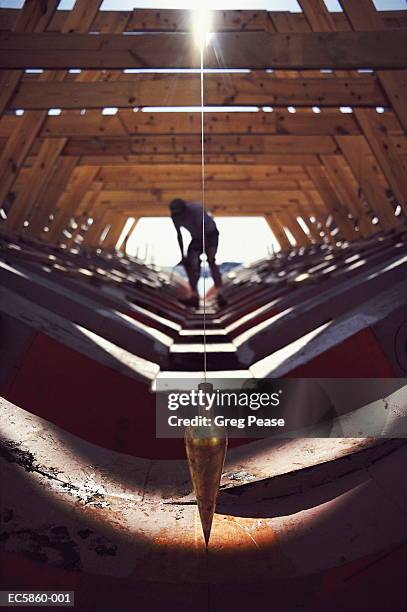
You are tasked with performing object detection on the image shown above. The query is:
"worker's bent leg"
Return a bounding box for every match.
[206,246,222,288]
[186,246,201,295]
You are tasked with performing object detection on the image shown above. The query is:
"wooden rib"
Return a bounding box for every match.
[0,0,103,220]
[321,154,374,237]
[0,0,60,115]
[339,0,407,134]
[354,109,407,217]
[9,75,387,110]
[2,9,407,34]
[61,134,338,156]
[336,135,398,230]
[44,165,100,243]
[1,30,406,70]
[5,138,66,231]
[306,165,357,241]
[279,209,312,247]
[26,156,78,237]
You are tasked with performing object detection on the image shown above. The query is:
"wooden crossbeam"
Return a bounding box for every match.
[61,134,339,156]
[3,110,388,138]
[75,153,322,166]
[1,30,406,70]
[96,188,320,209]
[2,9,407,34]
[9,75,387,110]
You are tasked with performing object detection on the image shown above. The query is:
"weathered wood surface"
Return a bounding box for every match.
[9,75,386,109]
[1,30,406,70]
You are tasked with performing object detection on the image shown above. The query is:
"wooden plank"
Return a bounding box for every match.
[120,217,138,254]
[321,154,375,237]
[298,0,397,239]
[2,9,407,34]
[0,0,59,114]
[82,204,110,246]
[298,0,336,32]
[45,165,100,243]
[278,208,312,246]
[75,153,322,166]
[96,188,319,209]
[4,137,66,231]
[264,214,292,250]
[62,134,338,156]
[336,134,399,230]
[0,111,45,209]
[339,0,407,134]
[99,178,307,191]
[1,30,406,70]
[295,204,322,242]
[53,11,132,244]
[67,182,103,246]
[306,165,357,240]
[96,163,311,182]
[27,156,78,237]
[9,75,386,109]
[355,109,407,217]
[102,214,128,249]
[0,0,103,218]
[1,110,370,138]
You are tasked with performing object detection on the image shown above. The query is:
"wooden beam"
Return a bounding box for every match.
[339,0,407,134]
[96,188,321,209]
[336,135,399,230]
[298,0,401,238]
[62,134,339,156]
[306,165,357,240]
[278,209,312,247]
[264,214,291,251]
[1,30,406,70]
[102,214,128,250]
[321,154,375,237]
[9,75,387,110]
[27,156,78,238]
[1,110,377,138]
[120,217,138,254]
[45,165,100,243]
[99,179,310,191]
[2,8,407,34]
[0,111,45,210]
[0,0,59,115]
[74,153,322,166]
[354,109,407,217]
[295,203,322,242]
[4,138,66,231]
[0,0,103,218]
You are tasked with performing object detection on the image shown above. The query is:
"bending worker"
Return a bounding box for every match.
[169,198,225,308]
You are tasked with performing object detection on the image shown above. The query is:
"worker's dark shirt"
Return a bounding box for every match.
[173,202,217,239]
